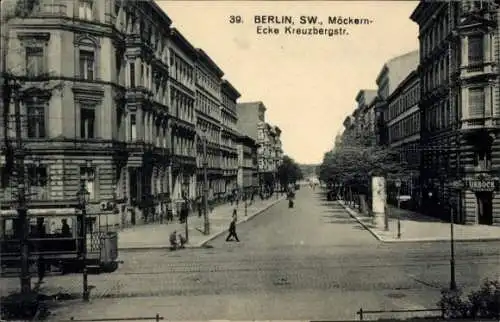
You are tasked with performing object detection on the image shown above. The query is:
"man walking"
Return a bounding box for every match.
[225,216,239,242]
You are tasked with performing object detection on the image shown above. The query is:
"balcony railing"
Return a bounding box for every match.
[461,117,500,130]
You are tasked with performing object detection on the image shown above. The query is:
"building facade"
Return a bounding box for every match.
[167,28,197,211]
[355,89,378,144]
[236,101,282,192]
[236,134,258,197]
[220,80,240,199]
[194,49,224,203]
[0,0,175,230]
[411,1,500,226]
[385,70,421,209]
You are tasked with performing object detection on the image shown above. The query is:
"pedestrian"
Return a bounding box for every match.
[35,218,47,283]
[225,216,239,242]
[169,230,178,250]
[232,208,237,222]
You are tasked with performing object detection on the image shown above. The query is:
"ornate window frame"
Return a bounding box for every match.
[74,34,100,81]
[73,87,104,140]
[17,32,50,77]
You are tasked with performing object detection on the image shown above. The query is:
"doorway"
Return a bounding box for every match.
[476,192,493,225]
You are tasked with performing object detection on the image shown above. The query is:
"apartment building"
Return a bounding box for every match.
[167,28,197,210]
[385,70,421,209]
[411,1,500,226]
[237,101,282,191]
[194,48,224,202]
[0,0,177,229]
[220,80,240,198]
[236,134,258,197]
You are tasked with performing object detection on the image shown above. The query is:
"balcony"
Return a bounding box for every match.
[461,117,500,130]
[460,62,497,78]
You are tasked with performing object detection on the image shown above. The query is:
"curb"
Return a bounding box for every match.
[337,200,383,242]
[118,197,286,251]
[337,201,500,243]
[196,196,286,247]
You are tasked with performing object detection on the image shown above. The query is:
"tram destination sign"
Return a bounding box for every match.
[465,178,497,192]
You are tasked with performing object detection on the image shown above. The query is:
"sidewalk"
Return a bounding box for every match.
[337,200,500,243]
[118,195,286,250]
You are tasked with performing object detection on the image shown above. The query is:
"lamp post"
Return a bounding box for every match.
[448,179,463,291]
[77,181,90,301]
[184,195,189,243]
[395,179,402,239]
[198,130,210,235]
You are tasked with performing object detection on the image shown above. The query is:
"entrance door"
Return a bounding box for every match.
[476,192,493,225]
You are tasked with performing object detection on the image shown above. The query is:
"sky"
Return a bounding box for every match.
[158,1,419,164]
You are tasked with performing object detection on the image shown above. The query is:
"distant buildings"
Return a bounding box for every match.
[340,1,500,226]
[237,101,283,192]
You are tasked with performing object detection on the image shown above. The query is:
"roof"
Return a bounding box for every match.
[221,79,241,99]
[170,28,197,60]
[237,101,266,112]
[196,48,224,78]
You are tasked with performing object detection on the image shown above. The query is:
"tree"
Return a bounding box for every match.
[277,155,303,188]
[319,126,409,205]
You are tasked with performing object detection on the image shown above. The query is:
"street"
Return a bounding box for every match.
[18,187,500,320]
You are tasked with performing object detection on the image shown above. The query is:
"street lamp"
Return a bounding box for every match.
[77,182,90,302]
[448,179,464,291]
[395,179,402,239]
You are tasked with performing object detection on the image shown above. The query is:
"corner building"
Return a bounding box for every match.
[411,1,500,225]
[0,0,174,232]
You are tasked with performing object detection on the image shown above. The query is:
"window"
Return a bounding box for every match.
[27,165,48,199]
[130,62,135,87]
[80,167,95,199]
[468,35,483,65]
[27,101,45,138]
[80,105,95,139]
[26,47,44,77]
[79,50,95,80]
[469,87,485,118]
[130,114,137,141]
[78,0,93,20]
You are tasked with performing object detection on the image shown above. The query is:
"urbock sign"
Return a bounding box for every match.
[466,179,497,192]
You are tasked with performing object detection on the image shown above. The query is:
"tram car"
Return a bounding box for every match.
[0,205,119,274]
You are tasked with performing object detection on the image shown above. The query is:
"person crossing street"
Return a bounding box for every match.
[225,215,239,242]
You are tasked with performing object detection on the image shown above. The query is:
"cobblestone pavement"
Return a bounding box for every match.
[1,188,499,321]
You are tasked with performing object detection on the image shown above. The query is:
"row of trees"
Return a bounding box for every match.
[318,128,408,208]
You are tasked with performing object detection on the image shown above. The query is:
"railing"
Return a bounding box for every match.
[356,307,444,321]
[66,314,163,321]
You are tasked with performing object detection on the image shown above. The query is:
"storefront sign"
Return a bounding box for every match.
[466,179,496,192]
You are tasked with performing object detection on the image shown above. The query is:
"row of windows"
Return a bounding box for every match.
[171,89,195,123]
[169,50,195,88]
[421,9,451,59]
[422,54,449,93]
[221,110,237,129]
[222,93,237,112]
[387,84,420,121]
[196,92,220,120]
[388,112,420,143]
[173,136,195,157]
[197,120,220,145]
[197,68,220,94]
[425,98,455,133]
